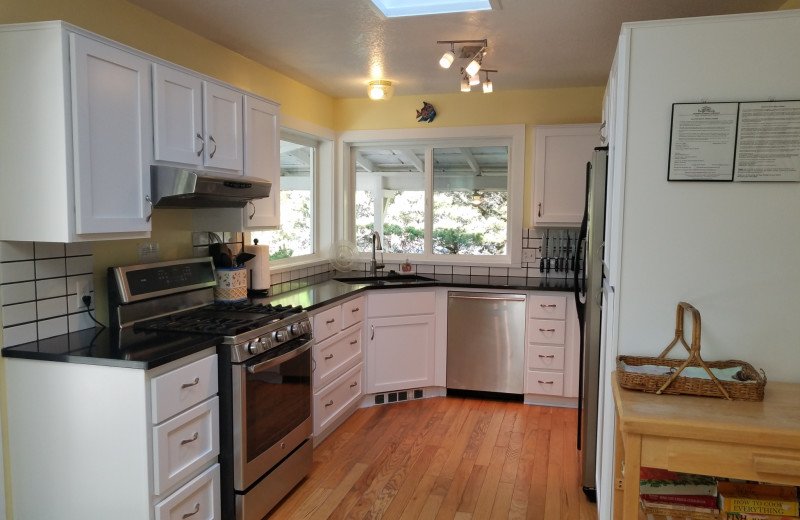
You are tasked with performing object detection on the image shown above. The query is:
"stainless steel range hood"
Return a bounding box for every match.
[150,166,271,209]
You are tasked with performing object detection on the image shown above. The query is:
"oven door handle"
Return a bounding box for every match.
[246,338,314,374]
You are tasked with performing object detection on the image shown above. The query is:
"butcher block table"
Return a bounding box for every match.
[611,371,800,520]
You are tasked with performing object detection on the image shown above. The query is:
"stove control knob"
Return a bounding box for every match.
[247,341,261,355]
[274,329,288,343]
[290,323,302,336]
[260,337,270,349]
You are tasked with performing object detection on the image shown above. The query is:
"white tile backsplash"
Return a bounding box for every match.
[0,241,34,262]
[1,281,36,305]
[34,242,66,259]
[2,240,96,347]
[35,258,66,279]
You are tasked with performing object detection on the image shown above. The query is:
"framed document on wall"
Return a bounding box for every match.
[668,102,738,181]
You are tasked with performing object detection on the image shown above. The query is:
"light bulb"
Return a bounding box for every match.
[482,79,493,93]
[460,77,471,92]
[465,58,481,77]
[367,80,392,100]
[469,74,480,86]
[439,50,455,69]
[369,86,385,100]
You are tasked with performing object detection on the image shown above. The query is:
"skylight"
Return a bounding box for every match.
[369,0,493,18]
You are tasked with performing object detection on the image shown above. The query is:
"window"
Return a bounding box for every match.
[346,125,524,265]
[250,133,316,260]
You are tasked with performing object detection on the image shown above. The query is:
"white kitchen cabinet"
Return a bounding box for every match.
[0,22,152,242]
[152,64,243,172]
[524,293,579,405]
[310,295,365,444]
[242,95,281,229]
[4,349,221,520]
[532,124,601,227]
[366,290,436,394]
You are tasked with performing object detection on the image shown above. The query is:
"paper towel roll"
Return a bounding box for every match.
[244,244,271,292]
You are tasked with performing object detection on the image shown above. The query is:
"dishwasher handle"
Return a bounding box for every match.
[448,294,526,303]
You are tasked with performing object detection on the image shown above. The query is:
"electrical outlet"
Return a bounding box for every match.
[522,249,536,262]
[76,280,92,309]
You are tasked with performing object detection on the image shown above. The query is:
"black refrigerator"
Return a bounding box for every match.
[573,146,608,502]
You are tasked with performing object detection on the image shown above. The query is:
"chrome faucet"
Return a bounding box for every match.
[370,231,385,276]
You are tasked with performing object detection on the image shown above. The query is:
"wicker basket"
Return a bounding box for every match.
[617,302,766,401]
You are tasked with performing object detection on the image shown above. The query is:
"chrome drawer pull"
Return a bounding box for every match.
[180,432,199,445]
[324,400,334,407]
[209,135,217,158]
[326,318,335,324]
[182,503,200,519]
[324,354,334,360]
[538,354,555,359]
[349,381,358,388]
[181,377,200,389]
[539,328,556,333]
[195,133,204,157]
[537,380,554,384]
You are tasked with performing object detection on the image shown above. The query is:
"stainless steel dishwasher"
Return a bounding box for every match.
[446,291,527,394]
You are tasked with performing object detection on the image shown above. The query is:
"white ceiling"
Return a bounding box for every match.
[126,0,784,99]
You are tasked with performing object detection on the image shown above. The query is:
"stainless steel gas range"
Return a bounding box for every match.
[109,257,313,520]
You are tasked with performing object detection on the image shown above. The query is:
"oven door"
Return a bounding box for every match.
[231,336,313,490]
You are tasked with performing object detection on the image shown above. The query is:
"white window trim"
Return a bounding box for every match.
[339,124,524,267]
[246,114,335,273]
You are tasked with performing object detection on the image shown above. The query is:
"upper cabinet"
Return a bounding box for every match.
[532,124,601,227]
[243,96,280,229]
[0,21,281,242]
[153,64,244,172]
[0,23,152,242]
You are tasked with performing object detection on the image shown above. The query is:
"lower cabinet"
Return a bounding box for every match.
[524,293,579,404]
[366,290,436,394]
[311,295,365,444]
[4,348,221,520]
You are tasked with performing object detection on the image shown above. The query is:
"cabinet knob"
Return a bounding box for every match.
[181,377,200,389]
[538,354,555,359]
[349,381,358,388]
[324,354,334,360]
[538,202,542,217]
[351,307,360,312]
[326,318,335,325]
[324,399,334,407]
[180,431,199,445]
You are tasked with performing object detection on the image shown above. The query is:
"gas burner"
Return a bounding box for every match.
[210,301,303,316]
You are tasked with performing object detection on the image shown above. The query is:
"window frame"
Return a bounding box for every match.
[340,124,524,266]
[246,117,335,270]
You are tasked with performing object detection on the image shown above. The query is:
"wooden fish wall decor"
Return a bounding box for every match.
[416,101,436,123]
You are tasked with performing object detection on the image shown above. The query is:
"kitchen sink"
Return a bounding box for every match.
[333,273,436,284]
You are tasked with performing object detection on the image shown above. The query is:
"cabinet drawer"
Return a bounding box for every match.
[152,354,218,424]
[313,306,341,342]
[368,290,435,317]
[154,463,221,520]
[341,296,365,330]
[529,295,567,320]
[153,397,220,495]
[526,371,564,396]
[528,318,566,344]
[314,326,363,389]
[314,362,364,433]
[528,345,565,370]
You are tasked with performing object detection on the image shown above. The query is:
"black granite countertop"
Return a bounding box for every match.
[262,273,575,311]
[2,272,574,369]
[1,326,221,370]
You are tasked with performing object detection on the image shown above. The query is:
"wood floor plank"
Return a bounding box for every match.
[266,397,597,520]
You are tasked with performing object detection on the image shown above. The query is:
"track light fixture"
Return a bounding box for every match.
[439,43,455,69]
[437,39,496,93]
[481,69,496,94]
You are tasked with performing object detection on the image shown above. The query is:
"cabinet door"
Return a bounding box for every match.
[242,96,280,228]
[203,81,243,171]
[532,124,600,227]
[366,315,435,393]
[152,64,204,166]
[70,33,151,234]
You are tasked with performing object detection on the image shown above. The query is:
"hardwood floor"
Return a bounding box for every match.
[269,397,599,520]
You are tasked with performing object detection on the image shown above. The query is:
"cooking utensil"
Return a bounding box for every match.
[235,252,256,266]
[539,231,546,272]
[545,230,550,273]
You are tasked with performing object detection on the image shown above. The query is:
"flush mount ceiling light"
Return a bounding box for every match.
[437,40,496,93]
[367,80,393,100]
